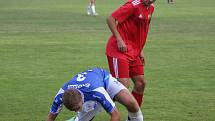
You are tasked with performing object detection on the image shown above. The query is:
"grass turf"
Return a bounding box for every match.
[0,0,215,120]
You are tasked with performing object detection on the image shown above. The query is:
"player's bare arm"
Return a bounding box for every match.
[140,50,146,65]
[106,15,127,52]
[109,108,120,121]
[46,112,57,121]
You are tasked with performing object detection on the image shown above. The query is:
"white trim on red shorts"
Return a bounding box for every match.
[113,58,119,78]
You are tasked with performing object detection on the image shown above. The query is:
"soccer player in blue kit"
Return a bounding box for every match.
[46,67,144,121]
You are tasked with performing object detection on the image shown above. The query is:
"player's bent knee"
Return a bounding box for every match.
[126,98,139,112]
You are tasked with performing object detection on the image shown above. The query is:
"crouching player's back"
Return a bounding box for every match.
[47,67,143,121]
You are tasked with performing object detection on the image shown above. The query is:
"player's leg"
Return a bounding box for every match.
[114,89,143,121]
[130,58,145,107]
[87,0,92,15]
[106,75,143,121]
[131,75,145,106]
[89,0,98,16]
[107,56,131,88]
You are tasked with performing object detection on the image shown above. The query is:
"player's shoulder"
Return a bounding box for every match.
[92,87,107,96]
[128,0,142,6]
[150,3,155,8]
[148,3,155,12]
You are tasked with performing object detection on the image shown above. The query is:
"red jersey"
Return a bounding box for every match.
[106,0,154,60]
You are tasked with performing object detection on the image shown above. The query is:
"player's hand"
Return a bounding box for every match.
[116,38,127,52]
[140,51,145,65]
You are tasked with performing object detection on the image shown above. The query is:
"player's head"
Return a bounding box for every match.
[62,88,83,112]
[143,0,156,6]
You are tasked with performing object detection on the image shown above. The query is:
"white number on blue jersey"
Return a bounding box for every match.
[77,72,87,81]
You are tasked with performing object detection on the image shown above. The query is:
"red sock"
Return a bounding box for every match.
[132,91,143,106]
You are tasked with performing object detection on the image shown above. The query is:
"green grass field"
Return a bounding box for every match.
[0,0,215,120]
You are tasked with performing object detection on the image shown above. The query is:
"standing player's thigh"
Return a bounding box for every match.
[77,103,103,121]
[129,57,144,77]
[107,56,129,78]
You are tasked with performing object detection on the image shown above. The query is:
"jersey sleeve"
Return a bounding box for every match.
[149,4,155,15]
[112,1,136,23]
[92,87,116,113]
[49,88,65,114]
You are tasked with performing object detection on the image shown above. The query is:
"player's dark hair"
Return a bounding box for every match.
[62,88,82,111]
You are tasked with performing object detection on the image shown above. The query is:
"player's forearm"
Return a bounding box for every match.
[109,109,120,121]
[106,15,122,40]
[46,112,57,121]
[110,116,120,121]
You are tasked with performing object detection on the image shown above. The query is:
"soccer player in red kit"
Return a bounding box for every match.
[105,0,156,108]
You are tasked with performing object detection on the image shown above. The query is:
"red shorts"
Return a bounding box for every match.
[107,56,144,78]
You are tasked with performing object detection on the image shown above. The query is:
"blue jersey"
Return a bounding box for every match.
[50,68,116,114]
